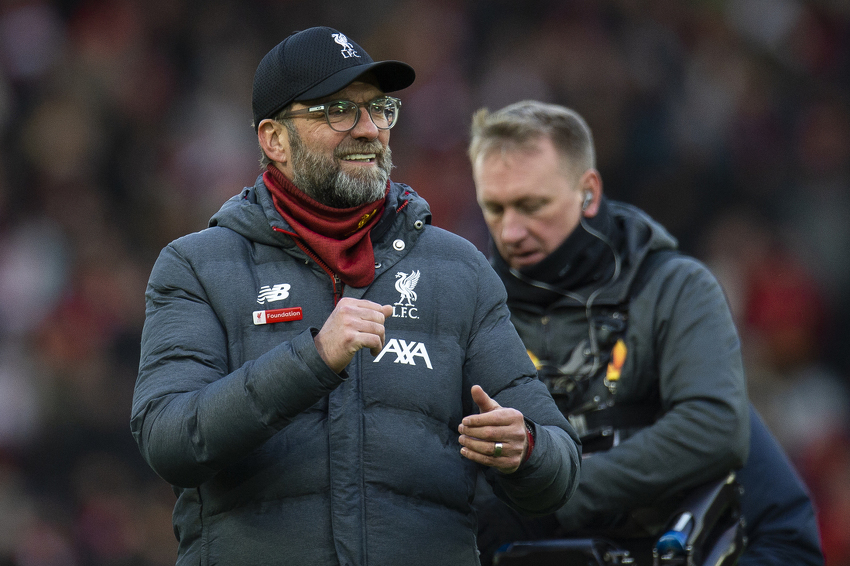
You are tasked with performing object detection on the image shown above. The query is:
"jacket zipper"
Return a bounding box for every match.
[272,227,344,305]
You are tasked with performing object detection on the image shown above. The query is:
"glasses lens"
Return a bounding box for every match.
[369,97,399,130]
[326,101,358,132]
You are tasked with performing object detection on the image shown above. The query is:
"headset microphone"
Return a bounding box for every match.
[507,203,621,380]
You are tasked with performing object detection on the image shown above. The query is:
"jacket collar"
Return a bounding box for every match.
[208,174,432,262]
[493,198,679,309]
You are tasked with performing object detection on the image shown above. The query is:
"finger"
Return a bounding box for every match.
[459,442,521,474]
[471,385,501,414]
[350,301,389,323]
[461,409,516,430]
[341,304,387,342]
[369,310,389,356]
[457,422,501,441]
[459,434,507,457]
[369,333,384,357]
[368,305,393,357]
[354,322,385,356]
[340,317,385,343]
[336,298,389,324]
[338,297,386,311]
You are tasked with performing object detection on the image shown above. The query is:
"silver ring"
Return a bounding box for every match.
[493,442,503,458]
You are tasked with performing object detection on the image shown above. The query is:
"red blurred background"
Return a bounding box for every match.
[0,1,848,564]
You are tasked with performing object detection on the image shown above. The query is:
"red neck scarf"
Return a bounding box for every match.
[263,166,386,287]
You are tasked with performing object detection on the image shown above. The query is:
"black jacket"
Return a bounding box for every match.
[496,199,749,534]
[485,199,822,562]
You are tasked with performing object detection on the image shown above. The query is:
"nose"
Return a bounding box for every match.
[349,105,380,140]
[499,209,527,246]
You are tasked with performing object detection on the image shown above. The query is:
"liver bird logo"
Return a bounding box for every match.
[394,270,420,306]
[331,33,359,59]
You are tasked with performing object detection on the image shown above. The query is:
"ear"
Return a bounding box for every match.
[578,169,603,217]
[257,119,291,168]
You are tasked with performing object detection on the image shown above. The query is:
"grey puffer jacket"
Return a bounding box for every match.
[501,201,749,535]
[131,176,581,566]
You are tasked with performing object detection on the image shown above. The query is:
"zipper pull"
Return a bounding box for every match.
[333,274,343,305]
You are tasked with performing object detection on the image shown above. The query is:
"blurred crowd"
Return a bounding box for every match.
[0,0,848,564]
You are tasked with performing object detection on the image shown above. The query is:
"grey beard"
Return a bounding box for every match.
[289,130,392,208]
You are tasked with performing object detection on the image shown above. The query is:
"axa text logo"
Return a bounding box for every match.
[373,338,432,369]
[257,284,290,304]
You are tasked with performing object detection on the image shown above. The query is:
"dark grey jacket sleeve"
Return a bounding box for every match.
[558,257,749,529]
[130,243,343,488]
[466,257,581,515]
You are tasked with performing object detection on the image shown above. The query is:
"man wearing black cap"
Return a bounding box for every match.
[130,27,581,566]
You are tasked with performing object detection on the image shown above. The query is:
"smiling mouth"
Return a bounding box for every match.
[342,153,376,162]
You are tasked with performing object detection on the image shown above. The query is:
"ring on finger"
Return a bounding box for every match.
[493,442,503,458]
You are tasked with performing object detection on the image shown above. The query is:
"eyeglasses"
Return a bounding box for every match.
[279,96,402,132]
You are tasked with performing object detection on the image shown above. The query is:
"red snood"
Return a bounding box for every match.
[263,165,386,287]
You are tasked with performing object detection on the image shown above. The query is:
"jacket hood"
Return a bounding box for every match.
[603,200,678,303]
[208,175,432,251]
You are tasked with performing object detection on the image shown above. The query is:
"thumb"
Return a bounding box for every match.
[471,385,501,413]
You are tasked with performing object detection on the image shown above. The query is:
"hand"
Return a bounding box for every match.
[458,385,529,473]
[315,298,394,373]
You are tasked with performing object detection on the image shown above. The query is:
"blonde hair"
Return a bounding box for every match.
[468,100,595,176]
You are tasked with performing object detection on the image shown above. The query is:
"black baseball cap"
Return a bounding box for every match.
[252,26,416,130]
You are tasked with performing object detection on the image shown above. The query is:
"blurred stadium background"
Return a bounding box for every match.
[0,0,848,564]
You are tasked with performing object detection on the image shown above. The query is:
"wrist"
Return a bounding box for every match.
[523,418,536,462]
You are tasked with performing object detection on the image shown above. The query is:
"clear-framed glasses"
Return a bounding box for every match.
[279,96,402,132]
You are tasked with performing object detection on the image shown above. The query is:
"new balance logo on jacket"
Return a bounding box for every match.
[257,284,291,304]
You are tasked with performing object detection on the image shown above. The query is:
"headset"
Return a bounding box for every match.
[507,200,621,381]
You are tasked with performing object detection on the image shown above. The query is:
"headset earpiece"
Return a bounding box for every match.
[582,191,593,211]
